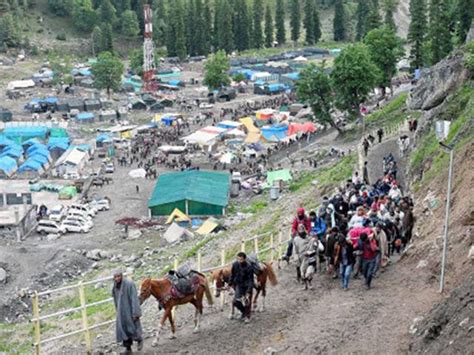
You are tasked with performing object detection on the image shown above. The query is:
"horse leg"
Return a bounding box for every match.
[228,296,235,320]
[152,308,168,347]
[168,307,176,339]
[260,282,267,312]
[253,288,260,312]
[190,298,201,333]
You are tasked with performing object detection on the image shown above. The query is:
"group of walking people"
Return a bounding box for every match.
[284,153,414,290]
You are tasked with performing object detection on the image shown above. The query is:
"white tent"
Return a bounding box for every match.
[7,79,35,90]
[163,223,194,244]
[293,56,308,62]
[128,168,147,178]
[219,152,235,164]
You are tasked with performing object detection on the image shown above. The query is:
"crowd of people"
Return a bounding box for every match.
[283,153,414,291]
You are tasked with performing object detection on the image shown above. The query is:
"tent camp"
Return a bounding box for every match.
[99,110,117,121]
[196,217,220,235]
[67,99,85,111]
[0,107,12,122]
[165,208,191,224]
[7,79,35,90]
[163,222,194,244]
[3,126,49,144]
[54,147,89,176]
[148,170,230,216]
[84,99,101,111]
[287,122,317,136]
[181,126,227,147]
[75,112,95,122]
[261,125,288,142]
[217,120,242,130]
[17,159,44,177]
[267,169,292,186]
[0,156,18,177]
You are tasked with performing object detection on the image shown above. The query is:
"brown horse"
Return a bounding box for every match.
[210,261,278,318]
[139,273,213,345]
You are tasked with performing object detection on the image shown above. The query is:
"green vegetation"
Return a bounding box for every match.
[242,200,268,214]
[203,50,230,90]
[290,154,356,192]
[365,93,408,126]
[0,322,32,353]
[464,41,474,70]
[411,84,474,190]
[92,51,124,97]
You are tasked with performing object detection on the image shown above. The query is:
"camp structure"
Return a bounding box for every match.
[84,98,101,111]
[261,124,288,142]
[99,109,117,121]
[75,112,95,123]
[165,208,191,224]
[67,99,85,111]
[7,79,35,91]
[130,98,147,110]
[0,107,12,122]
[54,147,89,176]
[3,126,49,144]
[181,126,227,148]
[163,222,194,244]
[266,169,292,186]
[0,156,18,178]
[148,170,230,217]
[196,217,220,235]
[58,186,77,200]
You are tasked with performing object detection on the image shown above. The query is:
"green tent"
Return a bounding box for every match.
[267,169,292,186]
[50,128,68,137]
[148,170,230,216]
[58,186,77,200]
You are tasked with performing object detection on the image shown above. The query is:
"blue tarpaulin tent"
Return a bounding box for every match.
[76,112,95,121]
[96,133,112,143]
[0,145,23,158]
[27,143,49,155]
[4,126,49,143]
[18,159,42,172]
[0,156,17,176]
[261,125,288,142]
[0,136,17,148]
[161,116,176,126]
[29,154,49,165]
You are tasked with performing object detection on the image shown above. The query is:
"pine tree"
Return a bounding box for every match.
[456,0,473,43]
[275,0,286,45]
[312,1,321,43]
[253,0,264,49]
[120,10,140,37]
[115,0,131,14]
[194,0,208,56]
[407,0,427,69]
[99,0,117,27]
[355,0,369,40]
[290,0,300,43]
[264,4,274,48]
[166,0,186,59]
[202,0,212,54]
[234,0,251,51]
[304,0,315,44]
[215,0,234,53]
[153,0,167,46]
[333,0,346,41]
[382,0,398,32]
[429,0,453,64]
[0,0,10,15]
[100,23,114,53]
[73,0,98,33]
[91,25,103,55]
[185,0,196,56]
[365,0,382,34]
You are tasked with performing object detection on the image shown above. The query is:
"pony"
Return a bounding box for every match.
[210,261,278,318]
[138,273,213,345]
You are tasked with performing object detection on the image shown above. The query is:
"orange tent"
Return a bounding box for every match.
[287,122,317,136]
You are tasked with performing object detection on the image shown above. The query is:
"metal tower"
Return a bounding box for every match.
[143,4,156,92]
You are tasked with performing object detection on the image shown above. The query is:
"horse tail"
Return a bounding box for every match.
[202,276,214,305]
[265,262,278,286]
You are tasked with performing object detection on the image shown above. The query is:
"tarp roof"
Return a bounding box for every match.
[76,112,94,120]
[239,117,260,133]
[165,208,191,224]
[287,122,317,136]
[267,169,293,185]
[148,170,230,208]
[55,147,87,167]
[18,159,42,172]
[0,156,17,174]
[217,120,242,129]
[7,79,35,90]
[96,133,112,142]
[261,125,288,142]
[196,218,219,235]
[245,131,261,144]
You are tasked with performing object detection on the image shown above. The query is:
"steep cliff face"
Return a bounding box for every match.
[407,52,471,111]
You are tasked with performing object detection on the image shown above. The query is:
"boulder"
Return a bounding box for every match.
[407,52,470,111]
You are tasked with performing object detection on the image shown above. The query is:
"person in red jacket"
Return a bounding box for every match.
[358,232,378,289]
[282,208,311,262]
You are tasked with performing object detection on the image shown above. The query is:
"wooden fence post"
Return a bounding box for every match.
[32,291,41,355]
[78,282,92,354]
[220,249,226,308]
[254,238,259,257]
[270,233,274,261]
[197,252,202,272]
[240,239,245,252]
[278,232,283,259]
[174,258,178,270]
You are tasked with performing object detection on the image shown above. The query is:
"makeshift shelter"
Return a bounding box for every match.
[75,112,95,122]
[54,147,89,176]
[0,107,12,122]
[166,208,191,224]
[84,98,101,111]
[181,126,227,147]
[196,218,220,235]
[99,110,117,121]
[17,159,44,177]
[95,133,113,148]
[287,122,317,136]
[56,99,70,112]
[58,186,77,200]
[0,156,18,177]
[239,117,260,133]
[163,223,194,244]
[3,126,49,144]
[148,170,230,216]
[267,169,292,186]
[67,99,85,111]
[128,168,147,178]
[261,125,288,142]
[131,98,147,110]
[7,79,35,90]
[256,109,275,121]
[217,120,242,130]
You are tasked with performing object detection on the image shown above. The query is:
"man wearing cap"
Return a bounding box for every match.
[112,270,143,353]
[282,208,311,262]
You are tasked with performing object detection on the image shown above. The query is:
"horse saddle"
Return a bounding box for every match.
[247,253,265,276]
[167,269,200,298]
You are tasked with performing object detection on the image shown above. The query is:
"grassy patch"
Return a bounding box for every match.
[0,322,33,353]
[242,200,268,214]
[364,93,408,126]
[290,154,356,192]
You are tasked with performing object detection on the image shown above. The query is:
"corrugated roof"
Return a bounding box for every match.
[148,170,230,208]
